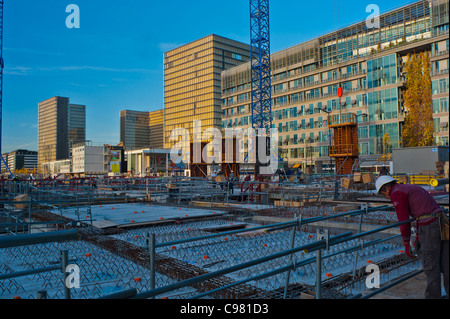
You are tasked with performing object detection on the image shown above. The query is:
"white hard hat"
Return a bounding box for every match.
[375,175,396,194]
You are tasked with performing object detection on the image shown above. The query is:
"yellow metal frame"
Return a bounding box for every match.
[393,174,445,185]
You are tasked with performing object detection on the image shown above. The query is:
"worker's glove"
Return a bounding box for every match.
[403,241,413,258]
[409,236,421,257]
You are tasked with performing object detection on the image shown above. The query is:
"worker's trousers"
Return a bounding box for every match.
[419,218,449,299]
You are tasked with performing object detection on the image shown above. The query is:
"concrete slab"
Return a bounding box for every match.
[53,203,227,228]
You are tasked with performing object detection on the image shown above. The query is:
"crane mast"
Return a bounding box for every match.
[250,0,272,131]
[249,0,273,176]
[0,0,14,178]
[0,0,5,159]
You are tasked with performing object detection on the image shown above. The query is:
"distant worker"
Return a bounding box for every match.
[228,170,235,194]
[211,170,218,189]
[376,175,449,299]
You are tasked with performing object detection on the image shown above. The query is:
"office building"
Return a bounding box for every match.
[0,149,37,173]
[72,144,104,175]
[149,109,164,149]
[41,143,126,176]
[163,34,251,150]
[38,96,86,173]
[120,109,164,150]
[221,0,449,170]
[68,104,86,149]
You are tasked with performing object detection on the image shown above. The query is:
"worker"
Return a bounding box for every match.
[375,175,449,299]
[228,171,235,194]
[217,170,225,190]
[211,170,218,189]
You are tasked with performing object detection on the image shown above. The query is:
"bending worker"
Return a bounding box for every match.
[376,175,449,299]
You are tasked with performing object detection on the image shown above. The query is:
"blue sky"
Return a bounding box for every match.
[2,0,416,153]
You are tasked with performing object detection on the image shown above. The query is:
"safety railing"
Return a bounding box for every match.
[326,113,357,127]
[126,211,414,300]
[329,144,359,157]
[0,230,78,299]
[98,204,431,300]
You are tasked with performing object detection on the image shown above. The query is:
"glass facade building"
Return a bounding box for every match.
[221,0,449,169]
[38,96,86,173]
[68,104,86,148]
[120,109,164,150]
[163,34,251,149]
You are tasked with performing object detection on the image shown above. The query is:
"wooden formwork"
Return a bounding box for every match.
[328,113,359,175]
[190,138,240,178]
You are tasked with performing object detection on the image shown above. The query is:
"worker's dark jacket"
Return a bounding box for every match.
[389,183,442,243]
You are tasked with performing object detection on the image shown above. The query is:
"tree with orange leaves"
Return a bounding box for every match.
[402,51,434,147]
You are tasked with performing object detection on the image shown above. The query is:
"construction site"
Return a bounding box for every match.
[0,161,448,300]
[1,0,449,303]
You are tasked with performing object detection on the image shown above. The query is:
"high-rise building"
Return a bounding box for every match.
[221,0,449,171]
[38,96,86,172]
[68,103,86,149]
[120,109,164,150]
[149,109,164,149]
[163,34,251,150]
[120,110,150,150]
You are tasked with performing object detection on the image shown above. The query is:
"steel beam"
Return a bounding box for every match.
[0,229,78,248]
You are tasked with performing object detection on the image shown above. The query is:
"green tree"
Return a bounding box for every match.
[402,52,434,147]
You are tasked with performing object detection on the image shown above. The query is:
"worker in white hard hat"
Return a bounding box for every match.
[375,175,449,299]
